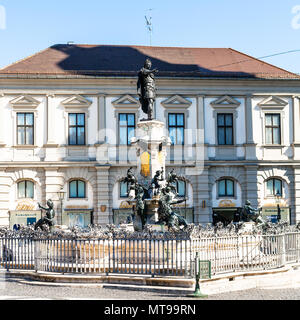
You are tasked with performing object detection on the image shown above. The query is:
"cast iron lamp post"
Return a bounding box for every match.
[276,190,281,223]
[58,189,66,225]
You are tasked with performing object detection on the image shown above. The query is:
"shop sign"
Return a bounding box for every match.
[65,205,89,209]
[219,200,236,208]
[16,200,36,211]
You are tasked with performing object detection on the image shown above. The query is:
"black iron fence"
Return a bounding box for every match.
[0,233,299,277]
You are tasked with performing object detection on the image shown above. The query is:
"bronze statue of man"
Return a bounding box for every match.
[242,200,264,225]
[135,184,146,229]
[137,58,158,120]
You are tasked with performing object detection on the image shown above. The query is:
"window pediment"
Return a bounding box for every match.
[258,96,288,110]
[112,95,139,108]
[161,95,192,109]
[211,96,241,109]
[10,95,41,109]
[62,95,92,109]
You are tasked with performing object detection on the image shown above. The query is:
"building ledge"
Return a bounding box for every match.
[12,145,39,149]
[43,144,59,148]
[261,145,286,149]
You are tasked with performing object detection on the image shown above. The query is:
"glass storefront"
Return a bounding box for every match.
[9,210,42,229]
[113,209,134,225]
[62,210,93,228]
[261,207,290,224]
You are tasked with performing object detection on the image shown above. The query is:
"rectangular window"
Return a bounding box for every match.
[218,179,234,197]
[68,113,86,146]
[18,181,34,199]
[265,114,281,145]
[17,113,34,145]
[168,113,185,145]
[69,180,86,198]
[266,179,282,197]
[120,181,129,198]
[217,114,233,145]
[177,180,186,197]
[119,114,136,145]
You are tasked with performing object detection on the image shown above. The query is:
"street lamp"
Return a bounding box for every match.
[275,190,281,223]
[58,189,66,226]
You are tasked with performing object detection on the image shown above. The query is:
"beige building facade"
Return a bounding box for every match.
[0,44,300,228]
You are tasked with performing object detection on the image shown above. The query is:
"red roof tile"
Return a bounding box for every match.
[0,44,298,79]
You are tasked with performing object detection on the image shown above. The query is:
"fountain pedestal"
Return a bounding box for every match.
[131,120,171,185]
[130,120,171,231]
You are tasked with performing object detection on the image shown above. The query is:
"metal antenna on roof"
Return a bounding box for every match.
[145,9,154,46]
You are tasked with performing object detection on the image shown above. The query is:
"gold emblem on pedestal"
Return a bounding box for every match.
[140,152,151,177]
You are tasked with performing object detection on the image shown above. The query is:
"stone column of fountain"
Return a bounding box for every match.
[125,57,187,232]
[130,120,171,228]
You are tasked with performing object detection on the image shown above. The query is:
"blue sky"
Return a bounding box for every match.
[0,0,300,73]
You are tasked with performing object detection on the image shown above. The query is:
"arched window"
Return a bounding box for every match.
[69,180,86,199]
[266,178,282,197]
[176,180,186,197]
[18,180,34,199]
[218,179,234,197]
[120,180,129,198]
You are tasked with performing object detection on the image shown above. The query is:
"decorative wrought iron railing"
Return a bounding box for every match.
[0,232,299,277]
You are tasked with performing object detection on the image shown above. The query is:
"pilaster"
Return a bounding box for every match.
[245,166,259,208]
[44,168,64,225]
[0,93,6,147]
[98,94,106,144]
[194,167,211,225]
[293,96,300,160]
[0,170,9,226]
[196,95,207,161]
[45,95,58,147]
[292,166,300,224]
[96,166,111,225]
[244,95,257,160]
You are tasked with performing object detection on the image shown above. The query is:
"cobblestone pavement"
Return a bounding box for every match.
[0,277,300,300]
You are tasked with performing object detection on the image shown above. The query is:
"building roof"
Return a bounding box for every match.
[0,44,299,79]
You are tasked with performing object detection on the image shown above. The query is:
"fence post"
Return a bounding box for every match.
[282,234,286,267]
[5,238,9,272]
[34,239,38,273]
[298,233,300,263]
